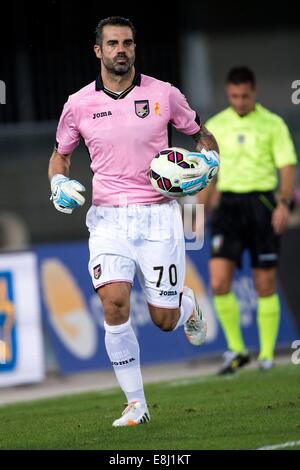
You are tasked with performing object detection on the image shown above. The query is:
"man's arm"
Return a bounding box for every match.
[272,164,297,234]
[48,149,86,214]
[277,165,296,202]
[197,179,220,211]
[192,125,220,154]
[191,124,220,206]
[48,150,72,181]
[178,124,220,195]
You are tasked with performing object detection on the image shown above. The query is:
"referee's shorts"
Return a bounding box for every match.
[210,191,280,268]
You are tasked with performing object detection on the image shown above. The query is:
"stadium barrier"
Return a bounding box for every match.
[1,239,298,383]
[34,239,299,374]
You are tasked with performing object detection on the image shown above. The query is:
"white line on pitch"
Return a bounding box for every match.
[257,439,300,450]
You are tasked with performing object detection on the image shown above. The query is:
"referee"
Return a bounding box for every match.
[200,66,297,373]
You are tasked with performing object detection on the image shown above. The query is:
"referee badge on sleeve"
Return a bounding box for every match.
[93,264,102,280]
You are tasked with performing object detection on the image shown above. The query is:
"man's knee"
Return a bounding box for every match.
[154,316,177,331]
[103,298,129,322]
[209,259,235,296]
[253,268,276,297]
[97,284,130,325]
[211,278,232,296]
[255,284,276,297]
[148,305,179,331]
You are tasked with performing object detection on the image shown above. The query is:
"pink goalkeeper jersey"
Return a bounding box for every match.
[56,73,201,206]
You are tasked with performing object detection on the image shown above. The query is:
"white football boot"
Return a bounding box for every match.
[183,287,207,346]
[112,401,150,427]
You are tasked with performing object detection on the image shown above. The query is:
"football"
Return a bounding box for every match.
[149,147,218,197]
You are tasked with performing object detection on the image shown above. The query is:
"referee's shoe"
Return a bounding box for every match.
[218,350,251,375]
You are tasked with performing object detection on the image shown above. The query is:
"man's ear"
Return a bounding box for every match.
[94,44,102,60]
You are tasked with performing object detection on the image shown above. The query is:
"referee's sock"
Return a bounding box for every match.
[257,294,280,361]
[214,292,246,354]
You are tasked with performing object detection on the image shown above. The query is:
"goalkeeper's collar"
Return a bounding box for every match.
[95,71,141,100]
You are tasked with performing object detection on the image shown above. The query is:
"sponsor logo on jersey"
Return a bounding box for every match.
[93,111,112,119]
[135,100,150,118]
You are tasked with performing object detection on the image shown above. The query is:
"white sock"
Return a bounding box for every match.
[104,319,146,406]
[173,290,194,330]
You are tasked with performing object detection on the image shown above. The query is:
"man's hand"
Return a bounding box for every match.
[180,149,220,195]
[50,174,86,214]
[272,202,289,234]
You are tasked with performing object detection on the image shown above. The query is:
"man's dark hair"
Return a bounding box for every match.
[95,16,136,45]
[226,67,256,87]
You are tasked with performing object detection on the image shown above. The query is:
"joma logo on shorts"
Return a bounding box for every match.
[159,290,178,296]
[93,111,112,119]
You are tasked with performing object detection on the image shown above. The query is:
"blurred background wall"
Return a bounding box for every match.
[0,0,300,245]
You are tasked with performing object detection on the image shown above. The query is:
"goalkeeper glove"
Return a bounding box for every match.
[180,149,220,195]
[50,174,86,214]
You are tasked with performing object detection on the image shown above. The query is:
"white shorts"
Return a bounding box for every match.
[86,200,185,308]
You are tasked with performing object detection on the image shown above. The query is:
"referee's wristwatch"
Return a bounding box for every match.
[278,197,294,211]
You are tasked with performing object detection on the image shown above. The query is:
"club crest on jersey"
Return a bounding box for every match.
[93,264,102,280]
[135,100,150,118]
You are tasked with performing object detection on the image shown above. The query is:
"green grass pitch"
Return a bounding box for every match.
[0,363,299,450]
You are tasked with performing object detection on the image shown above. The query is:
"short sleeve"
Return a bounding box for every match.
[272,118,297,168]
[169,85,201,135]
[55,98,81,154]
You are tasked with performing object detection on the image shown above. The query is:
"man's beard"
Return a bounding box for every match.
[102,55,135,76]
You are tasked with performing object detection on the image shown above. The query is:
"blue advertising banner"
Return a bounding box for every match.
[0,271,17,372]
[34,238,298,375]
[0,252,45,387]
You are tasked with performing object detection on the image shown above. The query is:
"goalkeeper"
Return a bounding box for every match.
[48,16,219,427]
[198,66,297,373]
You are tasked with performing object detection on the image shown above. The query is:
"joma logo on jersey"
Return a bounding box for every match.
[159,290,178,296]
[93,111,112,119]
